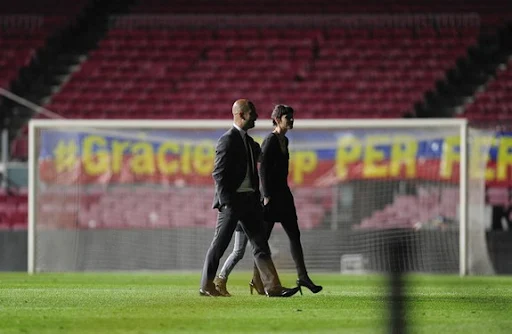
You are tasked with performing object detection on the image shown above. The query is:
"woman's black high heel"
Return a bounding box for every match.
[249,279,265,295]
[297,277,323,294]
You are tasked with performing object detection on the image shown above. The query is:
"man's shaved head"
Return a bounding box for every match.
[232,99,254,115]
[232,99,258,130]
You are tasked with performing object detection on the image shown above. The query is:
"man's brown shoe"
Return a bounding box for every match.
[213,276,231,297]
[199,287,222,297]
[199,281,222,297]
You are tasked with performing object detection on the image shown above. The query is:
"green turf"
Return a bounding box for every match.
[1,272,511,333]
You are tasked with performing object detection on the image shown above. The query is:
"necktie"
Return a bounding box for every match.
[244,135,254,178]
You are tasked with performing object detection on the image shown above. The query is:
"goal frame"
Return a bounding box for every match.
[27,118,469,275]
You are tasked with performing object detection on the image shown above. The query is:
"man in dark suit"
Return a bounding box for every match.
[199,99,300,297]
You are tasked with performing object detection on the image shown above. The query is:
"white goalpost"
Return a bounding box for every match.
[27,118,494,276]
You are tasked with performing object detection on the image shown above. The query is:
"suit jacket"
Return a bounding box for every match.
[212,127,261,209]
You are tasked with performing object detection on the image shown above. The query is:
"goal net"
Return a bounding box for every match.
[28,118,493,275]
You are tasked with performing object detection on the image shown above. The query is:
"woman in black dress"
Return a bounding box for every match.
[254,104,322,294]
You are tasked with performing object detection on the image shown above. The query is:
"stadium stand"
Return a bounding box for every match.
[6,1,512,161]
[44,25,479,120]
[2,0,512,231]
[124,0,512,120]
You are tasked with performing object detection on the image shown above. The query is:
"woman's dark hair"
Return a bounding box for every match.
[271,104,294,126]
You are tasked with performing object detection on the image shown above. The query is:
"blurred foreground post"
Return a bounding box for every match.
[388,232,408,334]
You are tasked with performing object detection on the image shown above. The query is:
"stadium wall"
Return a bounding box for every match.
[0,231,27,271]
[0,229,459,272]
[2,230,511,273]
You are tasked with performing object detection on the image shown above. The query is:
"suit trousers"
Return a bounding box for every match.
[200,192,281,291]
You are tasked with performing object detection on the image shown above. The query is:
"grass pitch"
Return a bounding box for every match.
[1,272,511,333]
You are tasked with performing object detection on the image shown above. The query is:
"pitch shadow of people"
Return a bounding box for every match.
[213,104,322,296]
[199,99,300,298]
